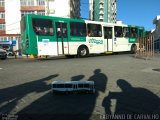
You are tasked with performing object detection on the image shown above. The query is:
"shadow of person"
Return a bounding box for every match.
[0,74,59,114]
[18,69,108,120]
[71,75,85,81]
[102,79,160,115]
[88,69,108,93]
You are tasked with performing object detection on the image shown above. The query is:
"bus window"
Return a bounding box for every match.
[78,84,84,88]
[32,18,53,36]
[65,84,72,88]
[104,27,112,39]
[114,26,123,37]
[70,22,86,37]
[57,84,65,88]
[52,84,57,88]
[130,27,138,38]
[56,22,67,38]
[87,23,102,37]
[84,84,89,88]
[123,27,130,37]
[89,84,94,89]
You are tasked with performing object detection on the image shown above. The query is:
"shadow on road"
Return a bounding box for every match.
[17,69,108,120]
[102,79,160,115]
[0,74,59,114]
[2,71,159,120]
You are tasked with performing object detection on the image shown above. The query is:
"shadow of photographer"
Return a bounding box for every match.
[17,69,108,120]
[102,79,160,115]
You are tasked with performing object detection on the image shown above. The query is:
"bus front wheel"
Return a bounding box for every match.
[77,46,89,58]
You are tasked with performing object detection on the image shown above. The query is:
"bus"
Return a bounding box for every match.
[20,14,145,57]
[51,81,95,94]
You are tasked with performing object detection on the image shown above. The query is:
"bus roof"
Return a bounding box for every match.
[52,81,94,84]
[24,14,144,28]
[25,14,85,22]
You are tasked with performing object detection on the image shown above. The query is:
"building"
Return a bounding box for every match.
[89,0,117,23]
[0,0,80,52]
[46,0,80,18]
[153,16,160,40]
[153,15,160,51]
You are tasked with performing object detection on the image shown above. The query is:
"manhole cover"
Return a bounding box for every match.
[152,69,160,72]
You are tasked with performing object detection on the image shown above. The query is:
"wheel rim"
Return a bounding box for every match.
[80,48,87,56]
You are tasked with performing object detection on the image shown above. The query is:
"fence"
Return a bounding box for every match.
[135,35,154,59]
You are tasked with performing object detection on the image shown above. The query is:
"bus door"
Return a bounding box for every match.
[103,27,113,52]
[114,26,125,51]
[56,22,69,55]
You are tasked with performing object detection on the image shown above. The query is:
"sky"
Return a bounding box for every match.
[80,0,160,31]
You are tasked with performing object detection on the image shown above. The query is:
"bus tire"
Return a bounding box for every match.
[131,44,137,54]
[77,45,89,58]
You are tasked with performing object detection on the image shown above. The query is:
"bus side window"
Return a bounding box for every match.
[65,84,72,88]
[56,22,68,38]
[104,27,112,39]
[57,84,65,88]
[62,27,67,38]
[90,84,94,89]
[78,84,84,88]
[49,28,54,35]
[52,84,57,88]
[114,26,123,37]
[87,23,102,37]
[130,28,138,38]
[56,28,62,38]
[32,18,54,36]
[123,27,130,37]
[84,84,89,88]
[70,22,86,37]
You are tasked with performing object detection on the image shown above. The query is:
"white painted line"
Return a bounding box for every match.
[0,68,2,70]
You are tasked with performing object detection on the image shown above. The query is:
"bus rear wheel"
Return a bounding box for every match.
[77,46,89,58]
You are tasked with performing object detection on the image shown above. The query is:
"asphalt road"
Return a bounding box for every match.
[0,54,160,120]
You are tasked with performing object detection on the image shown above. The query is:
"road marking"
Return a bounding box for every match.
[0,68,2,70]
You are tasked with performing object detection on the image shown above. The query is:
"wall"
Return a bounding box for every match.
[5,0,21,34]
[47,0,70,17]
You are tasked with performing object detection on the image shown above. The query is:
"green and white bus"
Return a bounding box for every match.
[21,14,144,57]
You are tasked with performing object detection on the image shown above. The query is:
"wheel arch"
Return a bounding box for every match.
[131,43,137,54]
[77,44,89,54]
[77,44,90,57]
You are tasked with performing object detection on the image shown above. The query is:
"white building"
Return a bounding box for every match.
[153,16,160,40]
[0,0,80,51]
[46,0,80,18]
[153,15,160,51]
